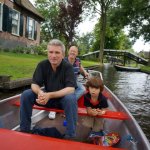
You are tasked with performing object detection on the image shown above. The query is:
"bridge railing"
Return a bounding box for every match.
[80,49,148,65]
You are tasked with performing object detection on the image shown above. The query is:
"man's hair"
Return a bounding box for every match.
[86,77,104,92]
[69,46,78,51]
[47,39,65,54]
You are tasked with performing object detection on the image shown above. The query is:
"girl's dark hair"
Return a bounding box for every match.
[86,77,104,92]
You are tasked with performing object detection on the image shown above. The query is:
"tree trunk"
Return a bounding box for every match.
[99,3,107,64]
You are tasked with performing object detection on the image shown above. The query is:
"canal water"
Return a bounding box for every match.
[0,63,150,142]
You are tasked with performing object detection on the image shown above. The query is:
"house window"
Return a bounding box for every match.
[12,9,20,35]
[0,3,3,31]
[28,17,36,39]
[28,18,34,39]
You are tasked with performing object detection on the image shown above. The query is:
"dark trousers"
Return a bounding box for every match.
[20,89,77,137]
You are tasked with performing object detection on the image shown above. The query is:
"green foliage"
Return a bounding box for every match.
[91,19,133,51]
[35,0,85,47]
[109,0,150,42]
[31,42,47,55]
[76,32,94,55]
[35,0,60,42]
[0,43,47,56]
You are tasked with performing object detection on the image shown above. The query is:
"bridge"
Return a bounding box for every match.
[80,49,148,65]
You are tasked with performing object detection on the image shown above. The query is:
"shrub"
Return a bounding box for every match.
[0,43,48,56]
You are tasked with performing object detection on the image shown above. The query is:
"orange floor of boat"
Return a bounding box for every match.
[0,129,126,150]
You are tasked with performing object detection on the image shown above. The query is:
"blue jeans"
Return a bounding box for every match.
[75,82,86,100]
[20,89,77,137]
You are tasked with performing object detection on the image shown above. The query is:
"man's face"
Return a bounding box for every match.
[47,45,63,67]
[68,46,78,59]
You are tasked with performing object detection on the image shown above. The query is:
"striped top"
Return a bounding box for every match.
[64,57,81,78]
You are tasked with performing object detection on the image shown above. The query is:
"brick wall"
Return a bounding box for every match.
[0,0,42,49]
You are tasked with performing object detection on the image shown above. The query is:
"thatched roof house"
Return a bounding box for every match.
[0,0,44,49]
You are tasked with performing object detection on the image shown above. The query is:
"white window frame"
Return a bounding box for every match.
[28,17,35,40]
[11,9,20,36]
[0,3,3,31]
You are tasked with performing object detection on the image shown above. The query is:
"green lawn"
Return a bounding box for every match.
[0,52,46,80]
[0,52,99,80]
[81,60,99,67]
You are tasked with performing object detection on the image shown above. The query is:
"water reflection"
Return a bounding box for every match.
[96,64,150,141]
[0,86,30,100]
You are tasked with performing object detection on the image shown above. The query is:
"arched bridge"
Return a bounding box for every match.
[80,49,148,65]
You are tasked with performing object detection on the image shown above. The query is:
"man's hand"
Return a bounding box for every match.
[36,91,50,105]
[84,71,89,78]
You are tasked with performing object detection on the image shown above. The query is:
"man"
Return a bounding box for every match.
[65,45,89,99]
[20,39,77,139]
[48,45,88,120]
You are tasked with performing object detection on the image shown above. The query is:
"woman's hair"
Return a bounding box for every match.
[86,76,104,92]
[47,39,65,54]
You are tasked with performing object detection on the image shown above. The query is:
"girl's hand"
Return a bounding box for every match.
[91,109,98,116]
[98,110,106,115]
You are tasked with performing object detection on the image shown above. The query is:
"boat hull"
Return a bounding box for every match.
[0,71,149,150]
[114,65,140,72]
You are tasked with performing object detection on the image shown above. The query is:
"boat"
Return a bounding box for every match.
[114,64,140,72]
[0,70,149,150]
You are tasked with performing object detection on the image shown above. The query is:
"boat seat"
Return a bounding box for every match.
[13,99,129,120]
[0,129,127,150]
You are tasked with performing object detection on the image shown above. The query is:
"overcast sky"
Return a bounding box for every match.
[30,0,149,52]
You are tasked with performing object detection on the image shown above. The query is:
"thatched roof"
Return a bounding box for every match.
[15,0,44,21]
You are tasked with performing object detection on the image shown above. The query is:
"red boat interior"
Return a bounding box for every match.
[0,129,126,150]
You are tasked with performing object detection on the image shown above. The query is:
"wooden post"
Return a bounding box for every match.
[148,50,150,66]
[123,54,126,66]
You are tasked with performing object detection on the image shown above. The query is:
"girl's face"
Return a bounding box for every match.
[89,87,100,97]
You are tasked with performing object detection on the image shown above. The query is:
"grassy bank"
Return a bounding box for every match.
[140,65,150,74]
[125,63,150,74]
[0,52,99,80]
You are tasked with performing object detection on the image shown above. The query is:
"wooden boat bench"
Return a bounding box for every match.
[0,129,127,150]
[13,100,129,120]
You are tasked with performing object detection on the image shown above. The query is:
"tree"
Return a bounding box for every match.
[76,32,94,55]
[35,0,60,42]
[91,18,133,52]
[85,0,116,63]
[109,0,150,42]
[35,0,85,48]
[56,0,86,48]
[84,0,150,63]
